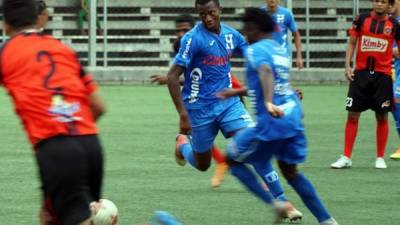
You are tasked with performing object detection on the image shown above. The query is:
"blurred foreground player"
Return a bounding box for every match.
[220,8,339,224]
[1,0,106,224]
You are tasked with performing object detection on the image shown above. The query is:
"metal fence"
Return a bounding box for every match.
[2,0,369,69]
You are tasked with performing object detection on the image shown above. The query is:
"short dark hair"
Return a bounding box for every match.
[3,0,38,28]
[175,14,196,27]
[389,0,395,5]
[37,0,47,14]
[195,0,220,7]
[242,8,275,34]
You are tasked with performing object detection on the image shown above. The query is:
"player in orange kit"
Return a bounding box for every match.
[1,0,106,224]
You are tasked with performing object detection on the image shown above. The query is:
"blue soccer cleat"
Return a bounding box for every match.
[150,211,183,225]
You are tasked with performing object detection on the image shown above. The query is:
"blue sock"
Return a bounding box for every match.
[179,143,196,167]
[254,162,287,201]
[392,102,400,137]
[230,163,273,204]
[288,173,331,222]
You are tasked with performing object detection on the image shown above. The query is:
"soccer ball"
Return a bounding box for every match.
[90,199,118,225]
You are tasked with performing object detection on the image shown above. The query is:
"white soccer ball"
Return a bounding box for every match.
[90,199,118,225]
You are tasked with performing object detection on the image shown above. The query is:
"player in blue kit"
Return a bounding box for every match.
[262,0,303,69]
[391,0,400,159]
[166,0,302,221]
[218,8,339,225]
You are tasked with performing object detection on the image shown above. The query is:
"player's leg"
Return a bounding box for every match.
[391,97,400,159]
[176,129,215,171]
[220,99,300,212]
[226,128,274,205]
[36,136,94,225]
[175,106,218,171]
[210,146,229,188]
[227,129,302,222]
[391,75,400,159]
[332,71,367,169]
[278,134,338,224]
[372,73,393,168]
[375,112,389,168]
[252,160,303,221]
[76,135,104,202]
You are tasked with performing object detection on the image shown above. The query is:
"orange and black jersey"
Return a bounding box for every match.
[349,11,400,75]
[0,31,98,145]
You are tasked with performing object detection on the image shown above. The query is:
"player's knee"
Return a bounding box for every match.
[347,112,360,122]
[375,112,388,123]
[194,150,212,171]
[278,161,298,181]
[196,162,211,172]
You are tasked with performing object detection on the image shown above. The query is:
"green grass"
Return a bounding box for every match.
[0,85,399,225]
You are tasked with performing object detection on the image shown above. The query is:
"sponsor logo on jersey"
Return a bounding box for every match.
[384,26,392,35]
[182,38,192,59]
[48,95,82,122]
[188,68,202,103]
[203,55,230,66]
[360,36,388,52]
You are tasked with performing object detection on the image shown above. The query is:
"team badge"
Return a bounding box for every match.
[384,26,392,35]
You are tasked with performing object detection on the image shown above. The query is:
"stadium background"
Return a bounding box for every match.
[0,0,370,84]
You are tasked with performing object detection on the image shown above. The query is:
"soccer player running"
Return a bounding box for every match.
[218,8,339,225]
[262,0,303,69]
[390,0,400,159]
[167,0,302,221]
[1,1,106,225]
[331,0,399,169]
[151,14,238,188]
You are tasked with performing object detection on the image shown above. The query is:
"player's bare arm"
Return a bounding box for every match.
[216,87,247,99]
[258,64,283,117]
[345,35,357,81]
[167,64,191,134]
[293,31,304,69]
[89,91,106,121]
[151,74,184,85]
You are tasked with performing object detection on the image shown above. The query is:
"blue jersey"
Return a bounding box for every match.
[245,39,303,141]
[262,5,298,55]
[394,17,400,80]
[174,23,247,109]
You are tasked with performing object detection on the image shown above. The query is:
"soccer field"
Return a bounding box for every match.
[0,85,399,225]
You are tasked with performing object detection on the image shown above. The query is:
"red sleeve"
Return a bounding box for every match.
[231,73,243,89]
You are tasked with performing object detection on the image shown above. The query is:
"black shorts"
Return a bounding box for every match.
[35,135,103,225]
[346,70,393,112]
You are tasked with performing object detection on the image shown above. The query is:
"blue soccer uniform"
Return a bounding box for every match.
[227,38,335,224]
[390,16,400,159]
[174,23,252,153]
[262,5,298,54]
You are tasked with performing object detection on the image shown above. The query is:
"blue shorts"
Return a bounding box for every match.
[394,74,400,99]
[187,99,252,153]
[227,127,307,165]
